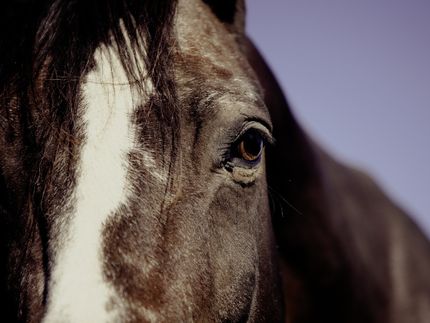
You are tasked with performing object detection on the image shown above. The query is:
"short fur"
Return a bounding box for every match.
[1,0,429,322]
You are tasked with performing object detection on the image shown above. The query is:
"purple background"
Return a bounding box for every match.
[247,0,430,237]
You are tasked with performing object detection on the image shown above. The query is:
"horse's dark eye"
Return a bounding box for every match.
[237,130,264,162]
[222,123,272,175]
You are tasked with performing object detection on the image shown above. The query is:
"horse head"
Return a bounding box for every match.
[0,0,429,322]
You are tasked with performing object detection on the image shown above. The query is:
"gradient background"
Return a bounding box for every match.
[246,0,430,237]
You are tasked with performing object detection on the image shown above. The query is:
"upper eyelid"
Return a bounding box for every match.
[242,114,273,133]
[217,117,274,163]
[234,121,274,146]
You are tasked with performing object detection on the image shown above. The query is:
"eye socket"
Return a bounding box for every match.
[236,129,265,163]
[220,121,273,176]
[219,123,272,184]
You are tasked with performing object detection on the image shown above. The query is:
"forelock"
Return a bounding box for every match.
[0,0,177,103]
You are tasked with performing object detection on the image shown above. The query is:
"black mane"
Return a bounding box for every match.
[0,0,179,143]
[0,0,179,148]
[0,0,177,87]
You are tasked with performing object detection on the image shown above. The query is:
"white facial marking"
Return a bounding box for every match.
[43,45,149,322]
[140,147,168,183]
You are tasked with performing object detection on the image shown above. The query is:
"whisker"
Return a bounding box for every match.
[268,185,303,217]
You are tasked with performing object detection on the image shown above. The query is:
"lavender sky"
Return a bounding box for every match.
[246,0,430,237]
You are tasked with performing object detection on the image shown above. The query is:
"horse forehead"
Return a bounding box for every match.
[174,0,264,106]
[175,0,239,64]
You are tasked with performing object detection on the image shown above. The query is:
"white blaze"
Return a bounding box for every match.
[43,46,145,322]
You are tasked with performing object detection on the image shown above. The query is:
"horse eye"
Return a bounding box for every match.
[237,130,265,162]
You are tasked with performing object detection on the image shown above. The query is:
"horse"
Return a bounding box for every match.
[0,0,429,322]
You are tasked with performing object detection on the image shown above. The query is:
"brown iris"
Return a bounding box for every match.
[237,130,264,162]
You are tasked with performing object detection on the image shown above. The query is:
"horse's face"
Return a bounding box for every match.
[0,0,281,321]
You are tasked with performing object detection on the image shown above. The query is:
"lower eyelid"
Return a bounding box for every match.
[234,156,263,168]
[230,164,261,185]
